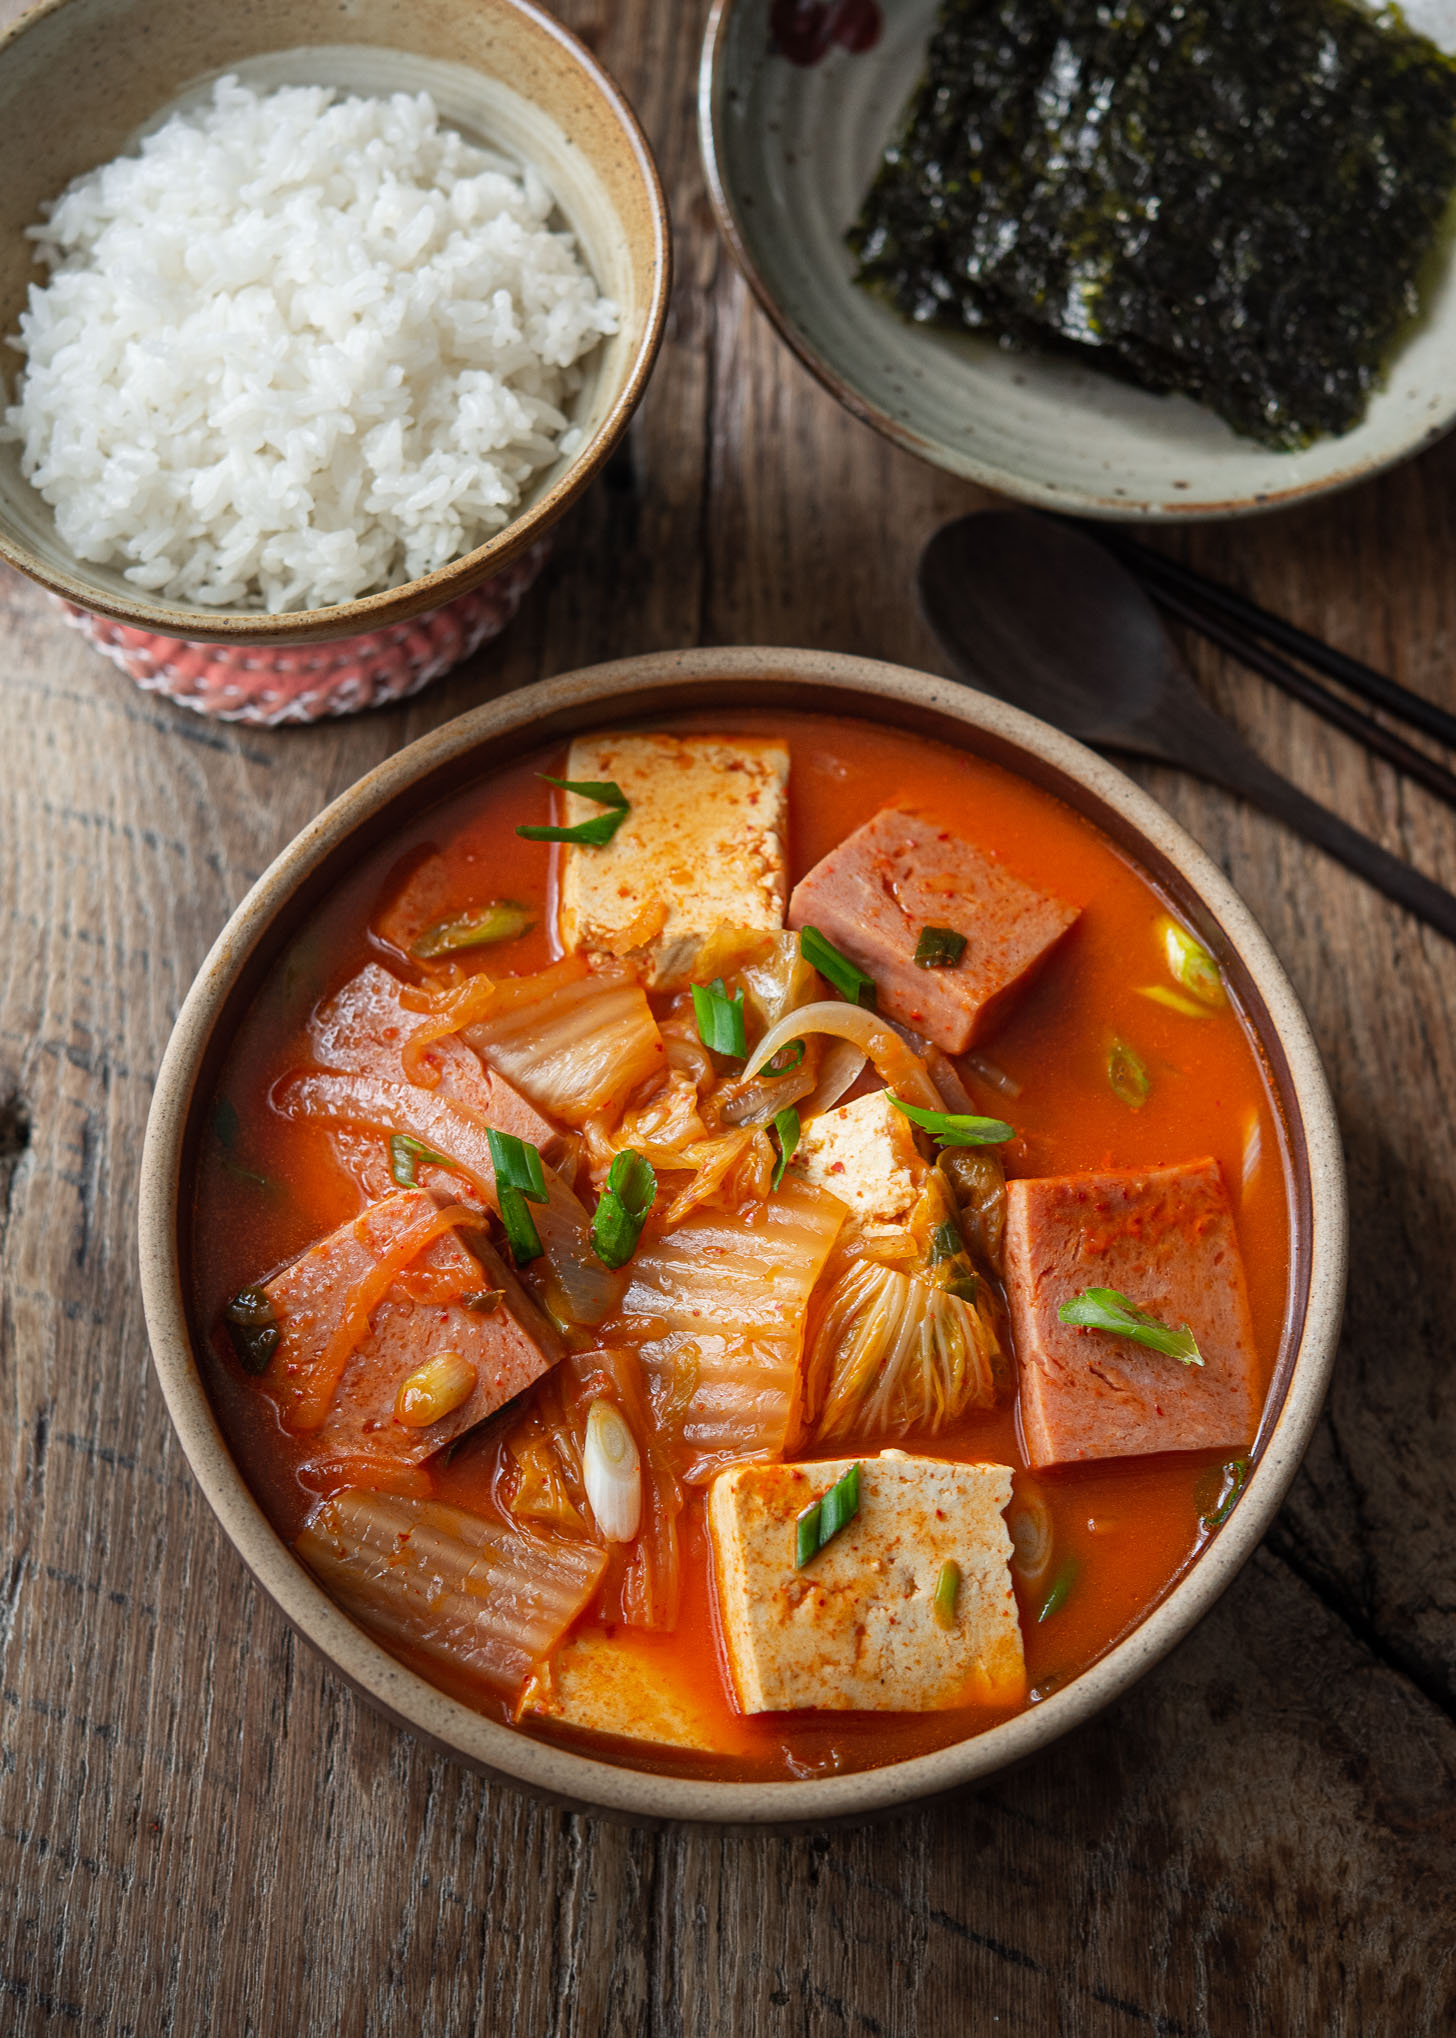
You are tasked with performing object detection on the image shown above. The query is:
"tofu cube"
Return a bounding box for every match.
[789,1087,928,1251]
[261,1189,563,1456]
[1003,1159,1262,1469]
[529,1633,721,1753]
[708,1451,1025,1713]
[788,807,1078,1053]
[556,733,789,988]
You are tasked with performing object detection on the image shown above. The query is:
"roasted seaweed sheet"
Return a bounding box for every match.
[850,0,1456,446]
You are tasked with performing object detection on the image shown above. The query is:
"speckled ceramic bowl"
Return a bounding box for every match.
[700,0,1456,520]
[0,0,670,664]
[138,647,1347,1826]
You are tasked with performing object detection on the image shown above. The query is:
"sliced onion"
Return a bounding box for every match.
[582,1399,642,1543]
[800,1036,866,1117]
[1008,1489,1054,1586]
[718,1062,817,1128]
[744,1001,941,1111]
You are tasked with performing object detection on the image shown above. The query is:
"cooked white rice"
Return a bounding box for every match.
[2,78,618,612]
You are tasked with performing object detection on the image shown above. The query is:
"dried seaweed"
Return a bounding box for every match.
[850,0,1456,446]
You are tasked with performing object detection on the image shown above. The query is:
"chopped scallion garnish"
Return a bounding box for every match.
[516,773,630,848]
[1136,984,1209,1019]
[795,1462,861,1566]
[592,1148,657,1269]
[888,1096,1014,1147]
[389,1132,456,1188]
[1058,1287,1203,1366]
[1159,917,1227,1009]
[933,1559,961,1629]
[1196,1455,1250,1529]
[411,900,532,959]
[1037,1559,1078,1623]
[691,977,747,1058]
[1107,1039,1151,1109]
[914,926,967,970]
[487,1129,548,1264]
[771,1106,801,1189]
[799,926,876,1006]
[763,1038,806,1077]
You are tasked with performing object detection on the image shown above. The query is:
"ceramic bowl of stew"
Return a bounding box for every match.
[0,0,670,713]
[138,647,1346,1824]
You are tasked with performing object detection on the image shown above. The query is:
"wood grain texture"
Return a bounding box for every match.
[2,4,1454,2033]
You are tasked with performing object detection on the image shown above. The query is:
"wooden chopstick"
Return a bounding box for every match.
[1091,524,1456,752]
[1139,579,1456,815]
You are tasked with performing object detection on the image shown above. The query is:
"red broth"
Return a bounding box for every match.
[190,709,1291,1780]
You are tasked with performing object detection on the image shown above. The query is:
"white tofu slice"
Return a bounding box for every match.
[789,1088,928,1251]
[556,732,789,988]
[529,1632,720,1752]
[707,1450,1025,1714]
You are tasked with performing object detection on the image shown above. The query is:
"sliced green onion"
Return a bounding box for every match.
[1107,1039,1151,1109]
[592,1148,657,1269]
[224,1288,278,1375]
[1136,984,1209,1019]
[933,1559,961,1629]
[1037,1559,1079,1623]
[771,1106,801,1190]
[411,900,532,959]
[486,1128,547,1201]
[763,1038,806,1077]
[462,1288,506,1314]
[795,1462,861,1566]
[1159,917,1227,1009]
[1196,1456,1250,1529]
[888,1095,1014,1147]
[487,1129,548,1265]
[799,926,876,1007]
[517,774,630,848]
[390,1132,456,1188]
[1058,1287,1203,1367]
[914,926,967,970]
[691,977,747,1058]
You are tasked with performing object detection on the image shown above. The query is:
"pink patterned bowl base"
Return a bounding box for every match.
[55,538,551,726]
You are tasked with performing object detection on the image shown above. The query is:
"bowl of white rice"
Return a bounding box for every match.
[0,0,669,719]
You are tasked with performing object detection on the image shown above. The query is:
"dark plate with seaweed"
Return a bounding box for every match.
[700,0,1456,516]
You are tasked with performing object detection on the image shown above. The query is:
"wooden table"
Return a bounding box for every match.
[4,4,1455,2031]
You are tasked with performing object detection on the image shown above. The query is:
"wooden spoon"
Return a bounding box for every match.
[918,510,1456,942]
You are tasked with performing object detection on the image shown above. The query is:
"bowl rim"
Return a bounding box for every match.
[0,0,672,644]
[696,0,1450,524]
[138,645,1347,1826]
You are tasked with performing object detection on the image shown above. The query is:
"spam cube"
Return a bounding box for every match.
[1003,1159,1261,1469]
[788,808,1078,1053]
[260,1188,563,1454]
[529,1632,720,1753]
[555,732,790,988]
[708,1450,1025,1712]
[788,1087,929,1253]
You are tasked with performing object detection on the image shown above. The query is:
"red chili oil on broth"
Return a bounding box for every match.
[191,709,1291,1782]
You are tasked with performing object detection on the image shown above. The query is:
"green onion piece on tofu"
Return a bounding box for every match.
[1196,1455,1250,1529]
[411,900,533,960]
[1058,1287,1203,1367]
[389,1132,456,1188]
[933,1559,961,1629]
[592,1148,657,1269]
[516,773,630,847]
[1107,1039,1151,1109]
[1037,1559,1079,1623]
[1159,917,1227,1009]
[691,977,747,1058]
[763,1038,806,1077]
[487,1129,548,1265]
[1136,984,1209,1019]
[223,1288,278,1375]
[771,1107,801,1190]
[799,926,876,1006]
[888,1096,1014,1147]
[795,1462,861,1566]
[914,925,967,970]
